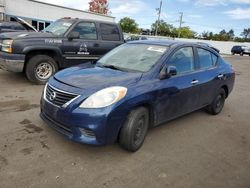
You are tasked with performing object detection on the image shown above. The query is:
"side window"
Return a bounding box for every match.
[197,48,217,69]
[167,47,195,74]
[72,22,97,40]
[12,24,25,30]
[100,23,120,41]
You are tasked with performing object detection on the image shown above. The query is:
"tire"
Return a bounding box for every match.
[206,88,226,115]
[231,52,235,55]
[119,107,149,152]
[25,55,58,84]
[240,52,244,56]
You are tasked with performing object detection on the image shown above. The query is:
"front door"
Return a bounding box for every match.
[62,22,101,67]
[156,46,201,124]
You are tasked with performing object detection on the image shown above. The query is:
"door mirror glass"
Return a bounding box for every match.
[160,66,177,80]
[68,31,80,40]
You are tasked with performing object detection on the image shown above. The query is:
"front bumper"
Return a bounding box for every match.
[40,97,128,146]
[0,52,25,72]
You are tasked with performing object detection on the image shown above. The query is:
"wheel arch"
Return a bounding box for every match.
[221,85,229,98]
[23,48,62,72]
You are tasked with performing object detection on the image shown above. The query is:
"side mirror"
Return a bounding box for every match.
[68,31,80,40]
[160,66,177,80]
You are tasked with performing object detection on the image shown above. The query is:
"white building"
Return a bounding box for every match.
[0,0,115,31]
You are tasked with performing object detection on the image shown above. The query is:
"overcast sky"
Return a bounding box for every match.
[39,0,250,36]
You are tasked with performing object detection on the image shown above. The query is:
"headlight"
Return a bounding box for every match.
[79,86,127,108]
[1,39,13,53]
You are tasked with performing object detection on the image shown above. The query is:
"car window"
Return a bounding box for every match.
[71,22,97,40]
[167,47,195,74]
[100,23,120,41]
[197,48,217,69]
[12,24,25,30]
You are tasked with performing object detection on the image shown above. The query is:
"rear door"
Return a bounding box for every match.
[194,47,222,107]
[96,23,124,57]
[62,21,100,66]
[156,46,201,124]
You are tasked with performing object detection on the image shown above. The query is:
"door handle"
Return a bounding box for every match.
[191,80,199,85]
[218,74,224,79]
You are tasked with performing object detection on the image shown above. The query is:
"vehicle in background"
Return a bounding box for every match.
[125,35,148,42]
[0,18,124,84]
[40,40,235,152]
[197,42,220,53]
[0,17,37,33]
[231,45,250,56]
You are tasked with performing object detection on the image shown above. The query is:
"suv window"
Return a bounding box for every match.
[197,48,217,69]
[72,22,97,40]
[100,23,120,41]
[167,47,194,74]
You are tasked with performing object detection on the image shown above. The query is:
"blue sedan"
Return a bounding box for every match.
[40,40,235,152]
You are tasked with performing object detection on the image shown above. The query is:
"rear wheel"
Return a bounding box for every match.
[25,55,58,84]
[119,107,149,152]
[240,52,244,56]
[206,88,226,115]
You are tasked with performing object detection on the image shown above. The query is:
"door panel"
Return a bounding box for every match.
[156,73,200,124]
[61,22,100,67]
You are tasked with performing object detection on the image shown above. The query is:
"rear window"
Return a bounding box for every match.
[100,23,120,41]
[197,48,217,69]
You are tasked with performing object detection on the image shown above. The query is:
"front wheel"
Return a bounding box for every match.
[119,107,149,152]
[25,55,58,84]
[206,88,226,115]
[240,52,244,56]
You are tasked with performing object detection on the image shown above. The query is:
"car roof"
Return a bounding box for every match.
[127,40,196,47]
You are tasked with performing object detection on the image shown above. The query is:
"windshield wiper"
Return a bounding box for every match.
[102,64,124,71]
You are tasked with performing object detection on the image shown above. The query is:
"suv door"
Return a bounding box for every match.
[62,21,100,67]
[156,46,200,124]
[97,23,123,57]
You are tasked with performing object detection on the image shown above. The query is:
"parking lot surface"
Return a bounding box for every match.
[0,55,249,188]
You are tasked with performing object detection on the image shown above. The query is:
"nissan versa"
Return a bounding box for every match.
[40,41,235,152]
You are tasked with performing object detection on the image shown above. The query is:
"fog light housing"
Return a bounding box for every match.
[79,128,95,138]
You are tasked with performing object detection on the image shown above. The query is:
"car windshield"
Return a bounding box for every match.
[97,44,168,72]
[43,20,73,36]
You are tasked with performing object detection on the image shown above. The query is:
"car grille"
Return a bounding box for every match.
[45,84,79,107]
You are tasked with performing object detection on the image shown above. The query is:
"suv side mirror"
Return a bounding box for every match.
[68,31,80,40]
[160,66,177,80]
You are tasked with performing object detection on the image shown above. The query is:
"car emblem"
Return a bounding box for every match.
[49,91,57,101]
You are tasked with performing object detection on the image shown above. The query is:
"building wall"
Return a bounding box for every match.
[1,0,115,30]
[4,0,115,22]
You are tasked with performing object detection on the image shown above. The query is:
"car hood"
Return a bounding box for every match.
[54,65,143,90]
[0,31,54,40]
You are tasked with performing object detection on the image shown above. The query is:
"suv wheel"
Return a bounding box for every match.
[119,107,149,152]
[25,55,58,84]
[206,88,226,115]
[231,52,235,55]
[240,52,244,56]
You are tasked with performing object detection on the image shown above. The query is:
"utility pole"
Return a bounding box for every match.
[178,12,184,38]
[155,0,162,36]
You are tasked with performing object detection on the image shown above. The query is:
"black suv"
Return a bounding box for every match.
[231,45,250,56]
[0,18,124,84]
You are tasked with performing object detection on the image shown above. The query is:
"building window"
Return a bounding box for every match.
[32,20,37,30]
